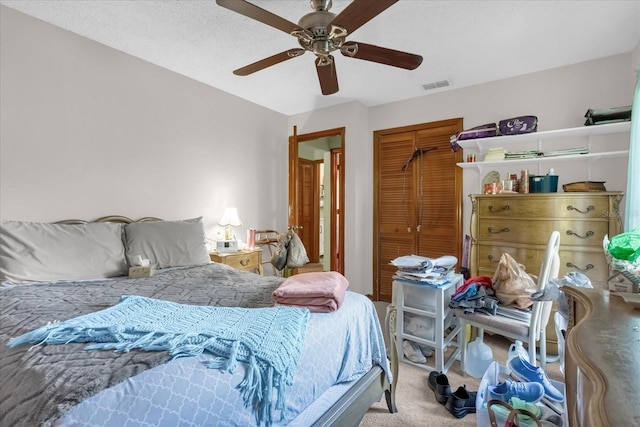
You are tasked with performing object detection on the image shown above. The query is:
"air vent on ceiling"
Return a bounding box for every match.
[422,80,451,91]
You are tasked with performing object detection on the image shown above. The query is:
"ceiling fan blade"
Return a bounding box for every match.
[341,42,423,70]
[315,57,339,95]
[330,0,398,35]
[234,49,306,76]
[216,0,302,34]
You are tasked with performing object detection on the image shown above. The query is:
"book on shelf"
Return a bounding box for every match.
[483,147,506,161]
[584,105,631,126]
[504,150,542,159]
[542,147,589,157]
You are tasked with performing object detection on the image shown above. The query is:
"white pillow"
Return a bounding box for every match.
[124,217,210,269]
[0,221,128,283]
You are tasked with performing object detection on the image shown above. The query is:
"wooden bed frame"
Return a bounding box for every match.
[52,215,399,426]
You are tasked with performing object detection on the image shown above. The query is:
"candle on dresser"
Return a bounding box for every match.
[247,228,256,249]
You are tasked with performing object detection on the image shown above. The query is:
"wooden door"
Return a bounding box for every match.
[414,124,464,258]
[374,131,418,302]
[297,158,320,262]
[373,118,464,302]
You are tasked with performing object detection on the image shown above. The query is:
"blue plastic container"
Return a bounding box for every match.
[529,175,558,193]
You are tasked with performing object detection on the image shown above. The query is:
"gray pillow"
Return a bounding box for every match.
[124,217,210,269]
[0,221,128,283]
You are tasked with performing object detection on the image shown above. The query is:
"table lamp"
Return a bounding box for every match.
[218,207,242,241]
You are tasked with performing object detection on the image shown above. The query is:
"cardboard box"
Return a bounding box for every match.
[609,281,637,293]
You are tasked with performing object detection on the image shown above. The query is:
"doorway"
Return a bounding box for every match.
[288,127,345,274]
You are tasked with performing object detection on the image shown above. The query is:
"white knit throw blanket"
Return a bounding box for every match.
[9,295,310,426]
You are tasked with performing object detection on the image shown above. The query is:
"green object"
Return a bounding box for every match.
[608,228,640,262]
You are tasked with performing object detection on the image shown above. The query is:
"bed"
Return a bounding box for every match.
[0,216,397,426]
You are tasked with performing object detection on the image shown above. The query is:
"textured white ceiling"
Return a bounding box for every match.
[2,0,639,115]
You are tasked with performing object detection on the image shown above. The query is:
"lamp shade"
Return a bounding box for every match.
[218,207,242,227]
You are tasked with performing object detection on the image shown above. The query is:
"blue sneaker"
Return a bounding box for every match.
[508,354,564,403]
[488,379,545,403]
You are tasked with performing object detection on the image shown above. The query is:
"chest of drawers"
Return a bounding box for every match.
[469,192,623,290]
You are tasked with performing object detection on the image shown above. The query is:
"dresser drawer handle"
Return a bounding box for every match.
[488,227,509,234]
[488,254,500,263]
[566,205,595,214]
[240,259,250,266]
[488,205,510,212]
[566,262,594,272]
[566,230,594,239]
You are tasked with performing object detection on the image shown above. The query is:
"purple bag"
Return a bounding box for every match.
[499,116,538,135]
[457,123,498,140]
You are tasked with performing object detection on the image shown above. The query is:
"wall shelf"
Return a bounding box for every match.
[457,150,629,170]
[456,121,631,193]
[456,121,630,154]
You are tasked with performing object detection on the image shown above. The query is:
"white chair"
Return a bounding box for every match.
[455,230,561,372]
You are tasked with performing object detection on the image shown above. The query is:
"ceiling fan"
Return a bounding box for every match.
[216,0,423,95]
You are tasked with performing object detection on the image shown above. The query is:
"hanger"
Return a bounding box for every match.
[401,147,437,171]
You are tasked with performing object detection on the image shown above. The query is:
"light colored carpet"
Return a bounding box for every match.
[362,302,563,427]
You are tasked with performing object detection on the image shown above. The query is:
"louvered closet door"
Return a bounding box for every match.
[374,119,463,302]
[415,124,463,258]
[375,131,417,302]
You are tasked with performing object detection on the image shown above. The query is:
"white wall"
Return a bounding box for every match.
[0,6,290,240]
[290,53,635,296]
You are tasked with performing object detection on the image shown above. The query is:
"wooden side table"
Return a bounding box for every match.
[209,248,263,275]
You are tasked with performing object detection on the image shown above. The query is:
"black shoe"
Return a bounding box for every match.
[428,371,451,404]
[445,385,477,418]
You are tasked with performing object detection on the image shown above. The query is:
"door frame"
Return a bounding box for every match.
[289,127,345,274]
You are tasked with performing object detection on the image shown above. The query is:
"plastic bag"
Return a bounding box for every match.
[491,253,538,309]
[556,272,593,319]
[286,229,309,267]
[608,228,640,262]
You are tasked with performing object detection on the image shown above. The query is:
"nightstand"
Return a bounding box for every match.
[210,248,263,275]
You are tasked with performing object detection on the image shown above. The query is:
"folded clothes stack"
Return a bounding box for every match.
[272,271,349,313]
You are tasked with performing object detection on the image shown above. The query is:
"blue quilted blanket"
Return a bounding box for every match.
[8,295,310,426]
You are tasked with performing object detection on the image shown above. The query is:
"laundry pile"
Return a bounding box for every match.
[390,254,457,286]
[448,276,500,315]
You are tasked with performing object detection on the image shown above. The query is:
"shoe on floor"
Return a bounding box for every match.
[428,371,451,404]
[508,354,564,403]
[417,343,434,357]
[427,370,440,391]
[403,340,426,363]
[445,385,477,418]
[488,379,545,403]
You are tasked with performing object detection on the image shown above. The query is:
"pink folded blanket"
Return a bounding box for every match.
[272,271,349,313]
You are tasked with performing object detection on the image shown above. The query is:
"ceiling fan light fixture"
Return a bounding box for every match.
[316,55,334,66]
[341,43,358,57]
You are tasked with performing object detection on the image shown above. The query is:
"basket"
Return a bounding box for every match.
[603,236,640,291]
